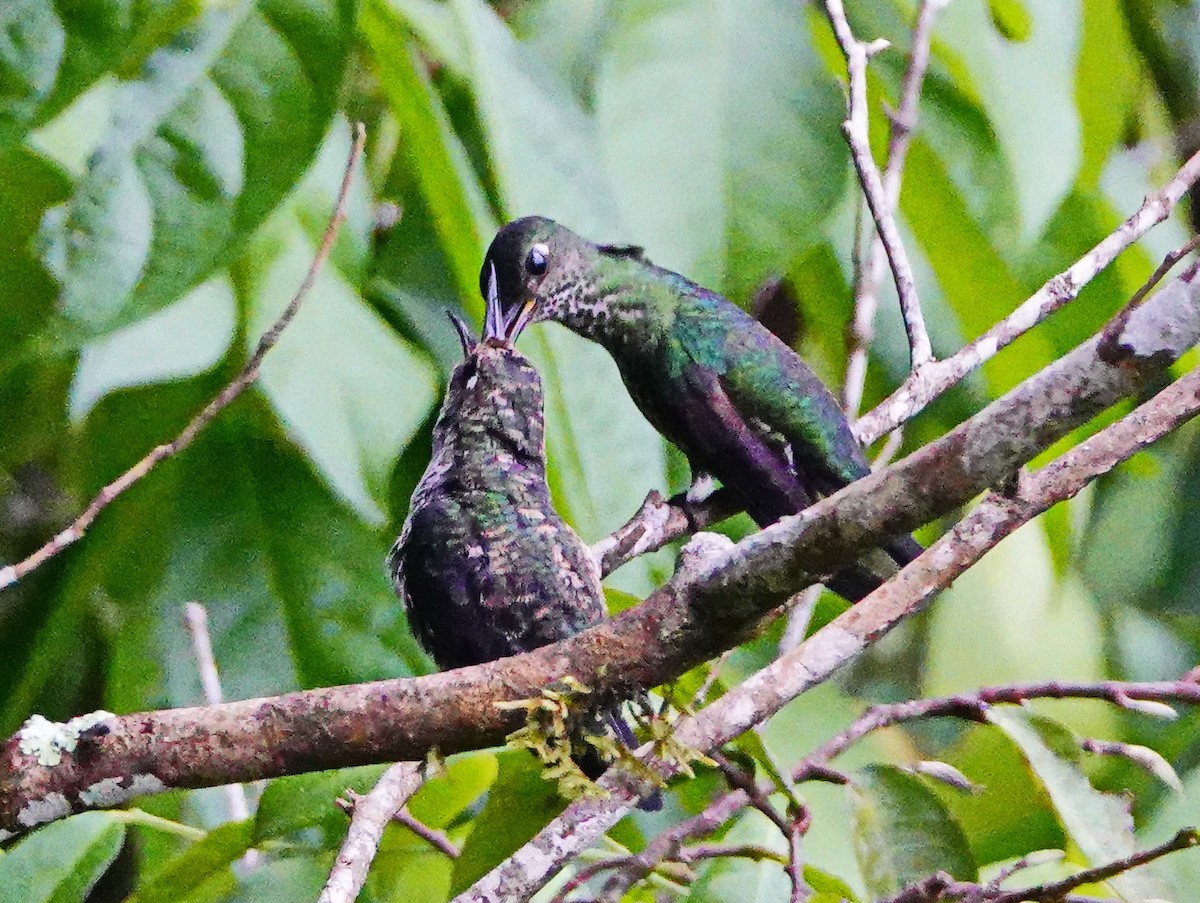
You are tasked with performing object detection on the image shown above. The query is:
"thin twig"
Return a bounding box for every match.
[676,843,787,866]
[183,603,253,841]
[453,351,1200,902]
[793,674,1200,784]
[981,850,1065,892]
[0,123,368,592]
[319,762,424,903]
[824,0,933,374]
[393,809,460,858]
[590,487,741,577]
[844,0,950,415]
[987,827,1198,903]
[856,147,1200,444]
[593,790,750,901]
[1098,233,1200,360]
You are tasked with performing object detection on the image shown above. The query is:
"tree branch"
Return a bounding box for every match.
[855,148,1200,444]
[844,0,949,415]
[319,762,423,903]
[882,828,1199,903]
[0,123,368,592]
[3,262,1199,840]
[452,285,1200,901]
[824,0,934,373]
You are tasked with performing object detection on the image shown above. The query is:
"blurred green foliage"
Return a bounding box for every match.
[2,0,1200,899]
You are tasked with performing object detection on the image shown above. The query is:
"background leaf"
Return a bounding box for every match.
[0,812,125,903]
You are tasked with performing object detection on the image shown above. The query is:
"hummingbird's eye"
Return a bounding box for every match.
[524,243,549,277]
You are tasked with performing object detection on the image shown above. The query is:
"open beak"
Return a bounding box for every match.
[445,310,476,357]
[482,262,537,344]
[502,297,537,343]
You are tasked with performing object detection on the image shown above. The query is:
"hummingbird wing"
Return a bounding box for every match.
[390,497,501,670]
[716,323,871,493]
[671,359,814,525]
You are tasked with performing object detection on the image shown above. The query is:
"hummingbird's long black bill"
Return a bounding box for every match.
[445,310,476,357]
[482,261,536,343]
[483,262,505,341]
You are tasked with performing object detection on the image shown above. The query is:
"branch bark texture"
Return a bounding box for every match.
[2,264,1199,839]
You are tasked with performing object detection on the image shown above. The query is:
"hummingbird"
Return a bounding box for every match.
[387,291,652,799]
[479,216,922,600]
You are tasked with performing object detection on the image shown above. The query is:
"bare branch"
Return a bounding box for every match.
[856,148,1200,444]
[591,487,741,578]
[795,674,1200,784]
[184,603,252,851]
[845,0,950,415]
[5,264,1200,841]
[318,762,423,903]
[989,828,1197,903]
[0,123,369,592]
[392,809,460,859]
[452,307,1200,900]
[592,789,750,901]
[824,0,933,374]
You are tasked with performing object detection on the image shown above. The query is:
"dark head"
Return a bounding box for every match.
[481,216,647,342]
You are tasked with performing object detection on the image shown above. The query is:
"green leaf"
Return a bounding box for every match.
[595,0,848,297]
[362,0,495,316]
[127,819,253,903]
[938,0,1081,242]
[1075,0,1139,188]
[254,765,388,842]
[987,0,1033,41]
[0,145,70,340]
[0,0,66,146]
[1143,761,1200,902]
[849,764,976,898]
[900,137,1052,396]
[988,708,1166,898]
[0,813,125,903]
[68,275,236,421]
[447,0,620,237]
[407,752,499,829]
[450,751,566,894]
[36,0,355,335]
[224,853,331,903]
[243,121,440,523]
[691,809,791,903]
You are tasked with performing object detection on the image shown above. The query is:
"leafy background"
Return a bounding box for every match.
[2,0,1200,899]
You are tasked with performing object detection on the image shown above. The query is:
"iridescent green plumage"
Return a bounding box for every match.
[388,329,603,671]
[388,310,652,800]
[482,216,921,599]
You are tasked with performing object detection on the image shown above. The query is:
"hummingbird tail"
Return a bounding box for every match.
[825,532,924,603]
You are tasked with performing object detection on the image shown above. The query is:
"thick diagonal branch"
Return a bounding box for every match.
[2,264,1198,838]
[453,268,1200,902]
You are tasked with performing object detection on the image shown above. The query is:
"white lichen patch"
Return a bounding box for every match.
[126,774,167,796]
[79,777,128,808]
[17,710,115,767]
[18,716,75,767]
[77,773,166,810]
[68,710,115,733]
[18,792,70,827]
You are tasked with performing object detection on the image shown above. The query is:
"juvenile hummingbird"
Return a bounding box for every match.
[480,216,922,600]
[388,289,649,794]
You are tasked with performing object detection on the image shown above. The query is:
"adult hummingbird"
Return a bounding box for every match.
[387,292,650,796]
[480,216,922,600]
